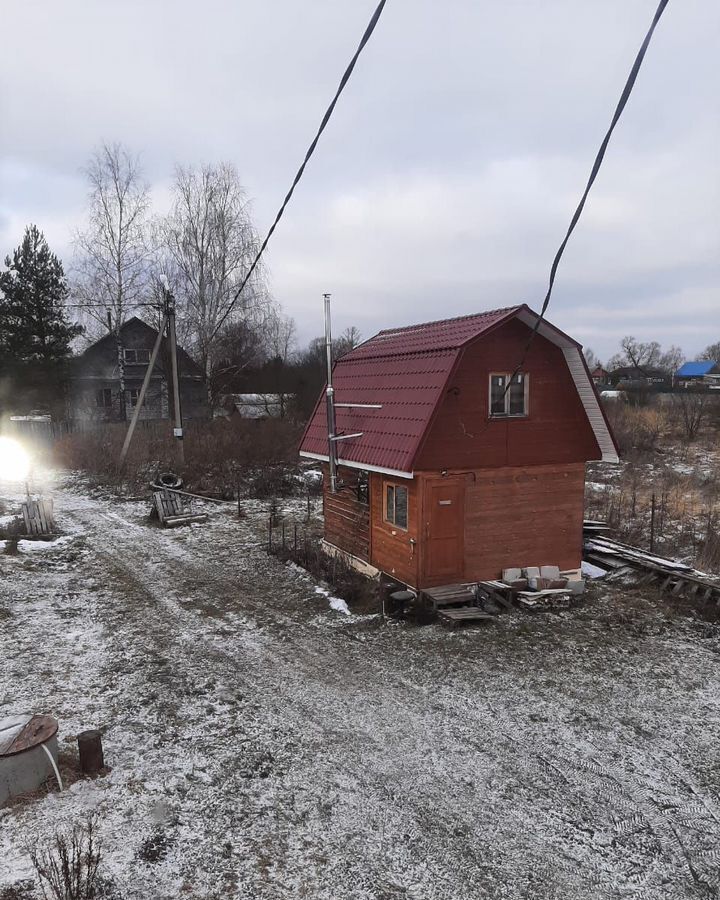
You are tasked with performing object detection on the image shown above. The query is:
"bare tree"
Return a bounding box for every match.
[617,336,662,372]
[266,310,297,363]
[671,391,710,443]
[659,344,685,378]
[162,163,269,387]
[698,340,720,362]
[211,319,268,401]
[74,143,152,334]
[583,347,601,370]
[73,143,153,418]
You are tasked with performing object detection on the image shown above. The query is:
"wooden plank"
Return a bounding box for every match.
[437,607,494,627]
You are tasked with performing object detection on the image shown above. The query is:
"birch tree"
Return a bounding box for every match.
[73,143,153,418]
[74,143,152,334]
[162,163,268,388]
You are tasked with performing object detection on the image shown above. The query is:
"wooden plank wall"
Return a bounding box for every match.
[369,473,420,587]
[416,318,600,471]
[322,465,371,561]
[461,462,586,581]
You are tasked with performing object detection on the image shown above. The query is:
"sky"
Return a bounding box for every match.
[1,0,718,362]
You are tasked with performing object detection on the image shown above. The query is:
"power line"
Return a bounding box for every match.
[511,0,671,377]
[211,0,390,342]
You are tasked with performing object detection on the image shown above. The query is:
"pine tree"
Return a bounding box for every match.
[0,224,82,362]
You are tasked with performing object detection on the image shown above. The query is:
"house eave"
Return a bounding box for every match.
[299,451,414,480]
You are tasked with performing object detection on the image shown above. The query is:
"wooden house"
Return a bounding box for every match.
[68,317,210,424]
[590,365,610,386]
[299,305,618,589]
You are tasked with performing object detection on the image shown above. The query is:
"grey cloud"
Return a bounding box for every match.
[1,0,718,362]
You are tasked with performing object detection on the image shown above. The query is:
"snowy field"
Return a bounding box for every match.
[1,473,720,899]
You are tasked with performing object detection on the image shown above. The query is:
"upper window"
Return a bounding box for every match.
[384,482,408,529]
[489,372,528,417]
[124,349,151,364]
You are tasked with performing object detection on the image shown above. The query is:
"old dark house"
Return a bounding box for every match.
[299,305,618,589]
[68,317,210,423]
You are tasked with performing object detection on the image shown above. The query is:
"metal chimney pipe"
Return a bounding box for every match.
[324,293,338,493]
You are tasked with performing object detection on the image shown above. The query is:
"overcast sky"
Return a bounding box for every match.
[1,0,718,361]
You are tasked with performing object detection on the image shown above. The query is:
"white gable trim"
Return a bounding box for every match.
[514,308,619,463]
[299,451,414,480]
[561,347,619,463]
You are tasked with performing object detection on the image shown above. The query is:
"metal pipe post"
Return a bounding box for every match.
[324,293,338,493]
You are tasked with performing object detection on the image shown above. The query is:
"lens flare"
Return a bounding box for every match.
[0,437,31,482]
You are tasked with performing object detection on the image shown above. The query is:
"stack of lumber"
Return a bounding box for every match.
[584,536,720,605]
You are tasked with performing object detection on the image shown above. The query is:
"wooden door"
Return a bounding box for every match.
[423,479,465,584]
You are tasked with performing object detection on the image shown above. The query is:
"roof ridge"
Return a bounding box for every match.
[375,305,521,336]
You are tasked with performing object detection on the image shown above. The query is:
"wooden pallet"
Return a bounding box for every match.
[153,490,208,528]
[421,583,477,610]
[21,498,55,536]
[437,606,495,628]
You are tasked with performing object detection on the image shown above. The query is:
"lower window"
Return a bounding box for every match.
[384,482,408,529]
[96,388,112,408]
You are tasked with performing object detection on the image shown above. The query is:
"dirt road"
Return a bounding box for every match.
[1,477,719,899]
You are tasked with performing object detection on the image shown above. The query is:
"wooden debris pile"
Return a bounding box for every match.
[152,489,208,528]
[584,533,720,607]
[20,497,56,537]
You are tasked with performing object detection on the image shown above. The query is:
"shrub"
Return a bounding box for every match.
[52,418,302,497]
[29,818,101,900]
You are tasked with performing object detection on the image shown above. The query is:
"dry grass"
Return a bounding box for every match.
[589,399,720,571]
[52,418,303,498]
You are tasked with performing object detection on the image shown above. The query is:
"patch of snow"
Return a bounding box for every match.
[586,482,613,492]
[17,536,73,553]
[581,561,607,579]
[314,585,351,615]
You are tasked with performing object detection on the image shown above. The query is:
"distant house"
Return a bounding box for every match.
[675,360,720,389]
[590,365,610,386]
[217,393,293,420]
[609,366,670,391]
[299,304,618,588]
[68,317,210,423]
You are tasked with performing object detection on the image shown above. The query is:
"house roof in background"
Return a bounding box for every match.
[676,360,718,377]
[75,317,205,379]
[299,304,617,473]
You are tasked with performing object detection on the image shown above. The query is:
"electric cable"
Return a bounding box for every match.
[509,0,671,382]
[210,0,389,342]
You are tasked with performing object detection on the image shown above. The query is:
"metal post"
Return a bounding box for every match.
[166,289,185,466]
[119,315,168,467]
[324,293,338,493]
[650,492,656,553]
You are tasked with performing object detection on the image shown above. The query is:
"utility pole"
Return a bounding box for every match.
[165,285,185,466]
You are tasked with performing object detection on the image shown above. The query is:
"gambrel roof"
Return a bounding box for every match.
[299,304,619,475]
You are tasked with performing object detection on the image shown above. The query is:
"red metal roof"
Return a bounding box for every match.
[299,306,521,473]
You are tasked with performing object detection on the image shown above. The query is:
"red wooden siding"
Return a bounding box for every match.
[322,465,371,560]
[369,473,420,587]
[416,318,601,471]
[461,462,586,581]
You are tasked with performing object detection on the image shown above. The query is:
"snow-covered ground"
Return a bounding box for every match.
[2,474,720,899]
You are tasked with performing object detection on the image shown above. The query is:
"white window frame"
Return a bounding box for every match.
[488,372,530,418]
